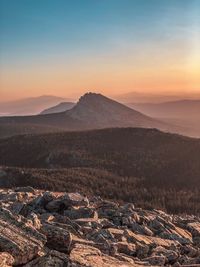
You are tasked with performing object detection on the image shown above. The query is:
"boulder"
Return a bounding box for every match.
[63,207,97,220]
[15,187,35,193]
[23,250,69,267]
[0,208,46,265]
[131,222,153,236]
[61,193,89,207]
[45,199,64,212]
[116,241,136,256]
[40,222,72,252]
[124,230,153,246]
[45,193,89,213]
[144,255,166,266]
[0,252,14,267]
[151,246,179,264]
[69,244,139,267]
[107,228,124,241]
[187,222,200,237]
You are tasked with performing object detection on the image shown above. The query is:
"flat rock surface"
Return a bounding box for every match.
[69,244,138,267]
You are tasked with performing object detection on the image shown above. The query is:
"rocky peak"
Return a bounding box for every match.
[78,92,103,102]
[67,92,151,128]
[73,92,122,111]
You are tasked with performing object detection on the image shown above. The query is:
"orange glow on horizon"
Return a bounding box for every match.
[1,39,200,102]
[1,62,199,102]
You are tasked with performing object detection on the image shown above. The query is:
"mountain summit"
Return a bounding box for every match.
[0,92,180,137]
[67,92,166,129]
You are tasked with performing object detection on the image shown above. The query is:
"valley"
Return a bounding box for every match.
[0,127,200,215]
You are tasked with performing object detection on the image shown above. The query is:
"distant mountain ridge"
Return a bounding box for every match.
[0,95,69,116]
[128,99,200,118]
[0,92,189,138]
[127,99,200,137]
[114,91,200,103]
[40,102,75,115]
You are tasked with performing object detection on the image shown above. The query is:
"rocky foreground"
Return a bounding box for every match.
[0,188,200,266]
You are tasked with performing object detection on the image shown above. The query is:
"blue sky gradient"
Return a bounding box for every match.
[0,0,200,100]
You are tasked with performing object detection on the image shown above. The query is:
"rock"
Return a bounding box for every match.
[181,245,199,257]
[23,250,69,267]
[45,199,64,212]
[152,246,179,264]
[187,222,200,237]
[74,217,99,228]
[167,229,192,245]
[63,206,97,220]
[144,255,166,266]
[116,241,136,256]
[42,191,56,203]
[88,228,115,243]
[121,203,135,212]
[0,208,46,265]
[148,236,179,249]
[0,188,200,266]
[178,254,200,265]
[39,212,55,222]
[0,252,14,267]
[131,222,153,236]
[135,242,149,258]
[27,212,42,229]
[165,250,179,263]
[62,192,89,207]
[53,214,81,232]
[115,253,136,264]
[107,228,124,241]
[97,200,119,219]
[125,230,153,246]
[30,192,56,210]
[45,193,89,212]
[8,201,25,215]
[174,226,192,240]
[69,244,139,266]
[15,187,35,193]
[40,222,72,252]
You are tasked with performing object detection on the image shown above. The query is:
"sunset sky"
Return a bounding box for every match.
[0,0,200,101]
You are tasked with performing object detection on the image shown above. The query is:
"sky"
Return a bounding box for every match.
[0,0,200,101]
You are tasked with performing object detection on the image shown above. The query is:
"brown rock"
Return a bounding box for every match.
[62,193,89,207]
[125,230,179,248]
[0,252,14,267]
[107,228,124,241]
[152,246,179,264]
[63,207,97,220]
[27,212,41,229]
[23,250,69,267]
[117,241,136,256]
[40,222,72,252]
[15,187,35,193]
[69,244,139,266]
[187,222,200,237]
[124,230,152,246]
[135,242,150,259]
[9,201,25,215]
[0,208,46,265]
[45,199,64,212]
[144,255,166,266]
